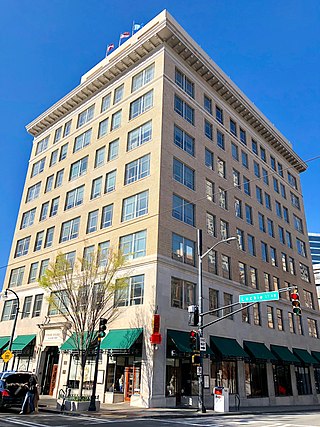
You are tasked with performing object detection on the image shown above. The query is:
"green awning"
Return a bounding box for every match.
[311,351,320,364]
[0,337,10,350]
[210,336,248,359]
[100,328,143,350]
[167,330,213,355]
[243,341,277,361]
[11,335,36,351]
[293,348,318,365]
[60,332,96,351]
[270,345,299,363]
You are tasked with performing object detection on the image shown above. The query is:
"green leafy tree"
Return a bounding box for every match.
[39,247,126,396]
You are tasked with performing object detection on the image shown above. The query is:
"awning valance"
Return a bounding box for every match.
[11,335,36,352]
[60,332,96,351]
[293,348,318,365]
[311,351,320,364]
[270,345,299,363]
[167,330,213,355]
[100,328,143,350]
[243,341,277,361]
[0,336,10,350]
[210,336,248,359]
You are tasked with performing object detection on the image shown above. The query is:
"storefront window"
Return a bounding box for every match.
[273,364,292,396]
[295,366,312,395]
[211,361,237,394]
[244,362,268,397]
[314,367,320,394]
[166,358,198,397]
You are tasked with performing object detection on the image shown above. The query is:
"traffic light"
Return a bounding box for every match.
[192,353,201,365]
[188,305,199,326]
[290,289,301,316]
[189,330,198,351]
[98,318,107,339]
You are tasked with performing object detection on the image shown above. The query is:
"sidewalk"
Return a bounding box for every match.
[38,395,320,419]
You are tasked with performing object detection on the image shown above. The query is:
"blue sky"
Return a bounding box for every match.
[0,0,319,288]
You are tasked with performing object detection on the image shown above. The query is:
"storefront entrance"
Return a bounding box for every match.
[41,346,59,395]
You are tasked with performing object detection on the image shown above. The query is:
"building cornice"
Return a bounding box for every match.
[26,10,306,172]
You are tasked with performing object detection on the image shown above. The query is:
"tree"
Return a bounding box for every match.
[39,247,126,397]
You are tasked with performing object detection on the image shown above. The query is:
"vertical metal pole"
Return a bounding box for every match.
[88,338,101,411]
[197,229,206,413]
[3,290,19,372]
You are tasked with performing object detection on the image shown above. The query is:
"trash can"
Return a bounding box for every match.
[213,386,229,412]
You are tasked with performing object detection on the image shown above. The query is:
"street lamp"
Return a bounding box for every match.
[197,230,237,413]
[1,288,20,371]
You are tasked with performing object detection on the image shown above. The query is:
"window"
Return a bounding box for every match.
[40,202,49,221]
[273,364,292,396]
[244,362,268,398]
[91,177,103,199]
[234,198,242,218]
[173,158,194,190]
[34,231,44,252]
[105,170,116,193]
[281,252,288,271]
[125,154,150,184]
[231,143,239,160]
[243,177,250,195]
[261,242,268,262]
[233,169,240,188]
[97,241,110,268]
[262,168,269,185]
[69,156,88,180]
[204,95,212,114]
[295,366,312,395]
[50,150,58,166]
[87,210,99,233]
[45,175,54,193]
[59,143,68,161]
[209,289,219,315]
[280,183,286,199]
[256,186,263,204]
[263,272,271,292]
[39,259,49,278]
[241,151,248,168]
[21,296,32,319]
[286,231,292,249]
[206,212,216,236]
[291,192,300,209]
[101,93,111,112]
[172,195,195,226]
[175,69,194,97]
[60,217,80,242]
[215,131,225,152]
[265,192,271,210]
[32,294,43,317]
[220,219,229,240]
[120,230,147,260]
[253,303,260,325]
[230,119,237,136]
[216,106,223,123]
[240,128,246,145]
[300,262,310,282]
[101,204,113,229]
[21,208,36,229]
[288,172,297,189]
[288,312,295,333]
[74,129,92,153]
[276,309,284,331]
[110,110,121,130]
[260,146,266,162]
[267,219,274,237]
[208,249,218,274]
[174,95,194,125]
[36,136,49,155]
[205,148,214,170]
[239,262,247,286]
[252,139,258,155]
[15,237,30,257]
[171,277,195,309]
[1,300,18,321]
[270,247,277,266]
[113,84,124,104]
[65,185,84,210]
[130,90,153,119]
[270,156,276,171]
[48,290,69,316]
[26,182,41,202]
[54,127,62,144]
[303,290,314,309]
[128,121,152,151]
[267,306,274,328]
[62,120,71,138]
[276,201,282,218]
[83,245,95,267]
[253,161,260,178]
[293,215,303,233]
[296,238,307,257]
[277,162,284,177]
[288,257,295,275]
[108,139,119,161]
[28,262,38,283]
[278,226,285,244]
[236,228,245,251]
[45,227,54,248]
[223,292,233,316]
[116,275,145,307]
[273,177,279,193]
[206,179,214,202]
[221,255,231,280]
[122,190,149,221]
[9,266,25,288]
[218,188,227,209]
[77,105,94,128]
[283,206,289,223]
[172,233,195,265]
[245,205,253,224]
[248,235,255,256]
[217,158,226,178]
[258,213,265,232]
[307,318,318,338]
[95,146,106,168]
[204,120,213,140]
[55,169,64,188]
[31,158,45,177]
[98,118,109,138]
[132,64,154,92]
[50,197,59,217]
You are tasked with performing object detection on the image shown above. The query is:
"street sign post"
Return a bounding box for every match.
[199,337,206,352]
[239,291,279,304]
[1,349,13,364]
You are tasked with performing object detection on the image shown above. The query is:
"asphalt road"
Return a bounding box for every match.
[0,411,319,426]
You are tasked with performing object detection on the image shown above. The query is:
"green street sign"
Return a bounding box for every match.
[239,291,279,304]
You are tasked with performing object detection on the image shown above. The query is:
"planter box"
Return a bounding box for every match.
[56,399,100,412]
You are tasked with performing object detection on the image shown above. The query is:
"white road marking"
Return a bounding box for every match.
[5,417,68,427]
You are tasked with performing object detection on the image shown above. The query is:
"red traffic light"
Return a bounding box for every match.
[290,289,301,316]
[190,330,197,338]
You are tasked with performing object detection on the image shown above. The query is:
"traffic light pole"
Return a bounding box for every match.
[197,229,205,413]
[88,337,101,411]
